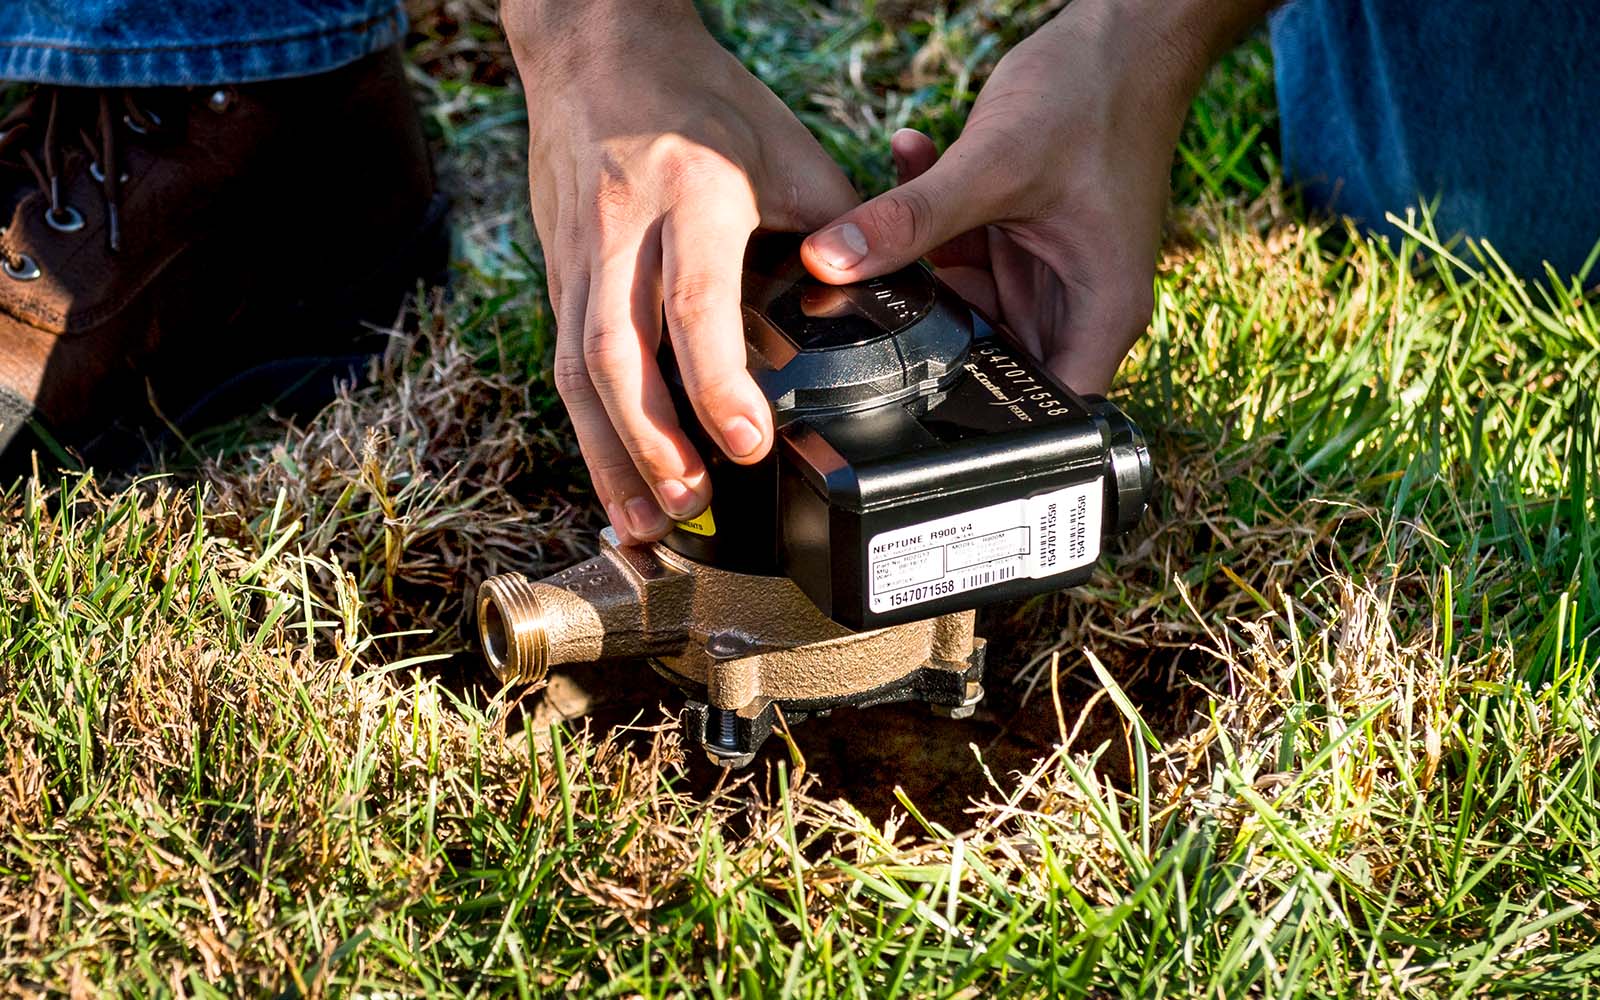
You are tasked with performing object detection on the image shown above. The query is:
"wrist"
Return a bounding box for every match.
[1045,0,1275,126]
[501,0,703,76]
[1145,0,1277,89]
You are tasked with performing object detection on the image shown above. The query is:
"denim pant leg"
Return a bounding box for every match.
[1271,0,1600,279]
[0,1,406,87]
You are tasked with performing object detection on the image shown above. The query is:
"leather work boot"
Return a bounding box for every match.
[0,46,449,469]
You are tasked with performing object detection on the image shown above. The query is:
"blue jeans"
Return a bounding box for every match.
[0,1,404,86]
[3,2,1595,280]
[1271,0,1600,279]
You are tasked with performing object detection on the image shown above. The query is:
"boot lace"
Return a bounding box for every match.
[0,87,171,279]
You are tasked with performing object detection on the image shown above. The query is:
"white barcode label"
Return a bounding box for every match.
[867,480,1103,614]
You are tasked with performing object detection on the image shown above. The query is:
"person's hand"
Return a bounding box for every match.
[801,0,1268,394]
[503,0,858,543]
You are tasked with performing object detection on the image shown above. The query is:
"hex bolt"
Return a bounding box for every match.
[708,706,739,749]
[701,705,757,767]
[931,680,984,720]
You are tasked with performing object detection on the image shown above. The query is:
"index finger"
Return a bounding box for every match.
[659,197,772,465]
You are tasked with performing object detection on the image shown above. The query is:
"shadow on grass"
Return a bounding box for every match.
[449,611,1196,831]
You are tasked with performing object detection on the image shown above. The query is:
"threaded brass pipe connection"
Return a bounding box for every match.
[476,547,637,684]
[477,573,551,684]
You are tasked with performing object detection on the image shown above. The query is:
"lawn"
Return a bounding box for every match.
[2,1,1597,996]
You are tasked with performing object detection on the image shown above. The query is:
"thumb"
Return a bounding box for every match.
[801,132,1003,284]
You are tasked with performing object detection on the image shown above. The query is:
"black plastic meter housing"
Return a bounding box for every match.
[661,233,1153,631]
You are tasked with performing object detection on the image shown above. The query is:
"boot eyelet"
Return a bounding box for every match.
[123,109,162,135]
[3,255,41,281]
[206,89,235,113]
[46,205,85,232]
[88,162,130,184]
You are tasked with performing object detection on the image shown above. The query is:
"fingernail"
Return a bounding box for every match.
[720,415,764,459]
[655,479,700,519]
[809,223,868,271]
[624,496,668,538]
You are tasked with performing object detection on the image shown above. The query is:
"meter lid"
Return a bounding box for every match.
[742,232,934,348]
[730,233,974,421]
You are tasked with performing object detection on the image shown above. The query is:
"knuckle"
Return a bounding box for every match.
[551,352,592,401]
[581,328,639,394]
[681,369,746,416]
[591,178,631,217]
[652,135,739,192]
[586,452,644,491]
[872,186,936,249]
[663,270,732,332]
[765,175,803,230]
[621,435,680,474]
[589,172,640,242]
[663,154,720,195]
[581,324,625,366]
[557,211,586,260]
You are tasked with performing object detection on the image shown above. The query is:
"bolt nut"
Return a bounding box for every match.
[705,747,757,769]
[931,680,984,719]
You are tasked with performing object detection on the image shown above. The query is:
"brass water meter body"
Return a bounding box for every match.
[479,530,984,767]
[478,235,1152,765]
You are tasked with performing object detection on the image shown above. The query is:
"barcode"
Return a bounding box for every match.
[960,563,1018,590]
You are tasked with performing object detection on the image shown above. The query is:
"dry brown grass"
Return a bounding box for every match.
[203,307,596,657]
[0,1,1594,994]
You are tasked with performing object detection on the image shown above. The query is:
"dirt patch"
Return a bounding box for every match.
[481,614,1185,832]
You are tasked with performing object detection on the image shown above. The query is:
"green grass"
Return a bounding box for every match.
[2,1,1598,996]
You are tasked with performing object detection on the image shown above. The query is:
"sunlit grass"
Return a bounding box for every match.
[0,1,1595,996]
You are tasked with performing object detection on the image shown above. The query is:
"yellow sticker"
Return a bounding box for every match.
[675,507,717,537]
